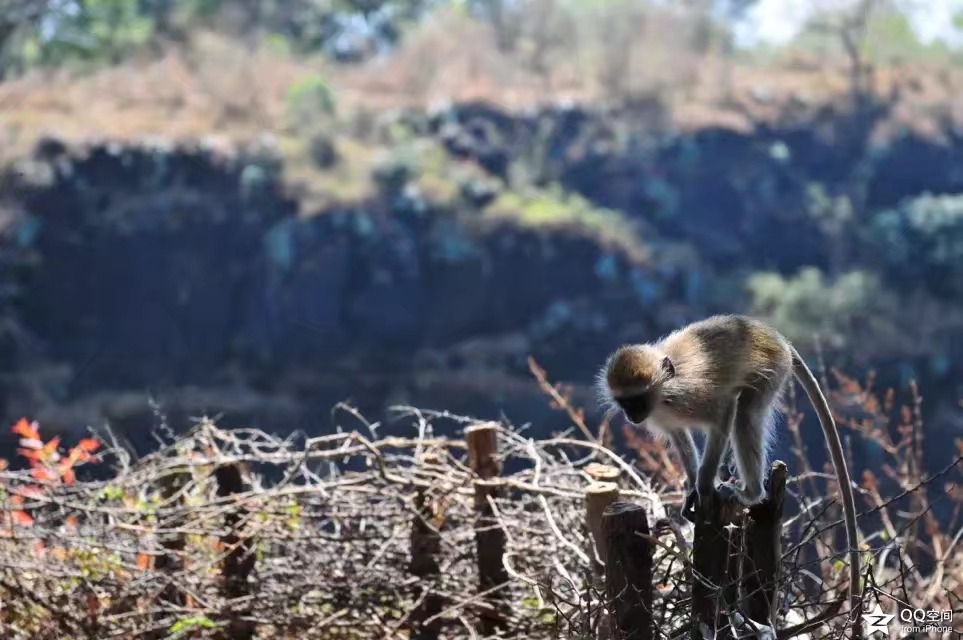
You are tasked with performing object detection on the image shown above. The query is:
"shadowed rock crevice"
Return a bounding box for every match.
[2,100,963,456]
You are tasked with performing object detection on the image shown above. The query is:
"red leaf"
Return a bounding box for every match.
[77,438,100,454]
[17,485,44,499]
[17,448,43,462]
[11,418,39,441]
[30,467,57,482]
[18,438,43,452]
[42,437,60,457]
[60,467,76,485]
[136,553,152,571]
[11,510,33,527]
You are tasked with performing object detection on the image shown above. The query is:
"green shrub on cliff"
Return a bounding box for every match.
[18,0,154,67]
[746,267,899,354]
[865,193,963,296]
[285,76,338,131]
[483,185,649,262]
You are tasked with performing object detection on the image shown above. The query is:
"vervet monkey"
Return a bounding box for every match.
[597,314,860,620]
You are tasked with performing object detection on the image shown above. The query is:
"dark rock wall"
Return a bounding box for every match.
[2,100,963,469]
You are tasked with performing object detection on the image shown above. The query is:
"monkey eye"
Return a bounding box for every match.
[615,393,652,423]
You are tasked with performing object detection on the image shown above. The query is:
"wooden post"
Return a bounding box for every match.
[466,423,500,479]
[465,423,508,636]
[690,464,789,640]
[408,489,444,640]
[146,467,189,640]
[586,482,620,566]
[741,462,788,628]
[587,483,621,640]
[690,489,743,640]
[602,502,653,640]
[585,463,621,484]
[214,463,256,640]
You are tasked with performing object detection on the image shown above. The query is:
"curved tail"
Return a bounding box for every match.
[790,346,862,631]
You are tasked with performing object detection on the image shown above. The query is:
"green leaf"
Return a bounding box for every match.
[170,616,217,634]
[99,485,125,502]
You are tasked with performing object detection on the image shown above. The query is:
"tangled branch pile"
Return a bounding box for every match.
[0,369,960,639]
[0,408,673,639]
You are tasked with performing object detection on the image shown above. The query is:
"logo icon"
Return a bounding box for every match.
[865,603,896,636]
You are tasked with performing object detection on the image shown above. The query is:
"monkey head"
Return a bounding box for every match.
[598,344,675,425]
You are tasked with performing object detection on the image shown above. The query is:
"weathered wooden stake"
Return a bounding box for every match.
[586,482,621,566]
[690,487,744,640]
[465,423,508,636]
[466,423,500,480]
[602,502,653,640]
[690,462,789,640]
[585,463,621,484]
[742,462,788,628]
[408,489,444,640]
[147,467,190,640]
[586,477,621,640]
[214,463,256,640]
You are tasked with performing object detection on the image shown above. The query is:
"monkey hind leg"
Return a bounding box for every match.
[717,441,736,482]
[728,388,776,505]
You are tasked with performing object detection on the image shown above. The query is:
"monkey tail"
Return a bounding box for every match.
[790,346,862,633]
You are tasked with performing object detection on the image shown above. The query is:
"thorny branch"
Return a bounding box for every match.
[0,360,956,640]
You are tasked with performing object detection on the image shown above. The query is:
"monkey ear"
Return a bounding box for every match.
[661,356,675,378]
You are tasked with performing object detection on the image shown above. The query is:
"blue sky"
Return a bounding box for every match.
[731,0,963,48]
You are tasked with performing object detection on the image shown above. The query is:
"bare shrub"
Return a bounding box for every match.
[0,358,959,638]
[366,0,708,109]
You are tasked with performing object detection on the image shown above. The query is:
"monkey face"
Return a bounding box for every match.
[614,392,654,424]
[598,343,672,424]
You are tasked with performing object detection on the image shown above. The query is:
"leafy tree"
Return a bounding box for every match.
[3,0,437,73]
[0,0,47,77]
[285,75,338,130]
[864,193,963,298]
[746,267,900,358]
[14,0,154,67]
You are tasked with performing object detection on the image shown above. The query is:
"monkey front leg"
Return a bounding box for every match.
[669,429,700,489]
[672,430,703,523]
[697,425,732,499]
[718,441,735,481]
[683,397,739,521]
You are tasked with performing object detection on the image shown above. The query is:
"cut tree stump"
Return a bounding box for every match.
[465,423,508,636]
[602,501,653,640]
[690,462,788,640]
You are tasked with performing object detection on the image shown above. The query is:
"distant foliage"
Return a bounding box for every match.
[865,192,963,297]
[285,75,338,130]
[1,0,436,74]
[485,184,650,262]
[2,417,100,534]
[11,417,100,485]
[746,267,899,353]
[19,0,154,66]
[787,2,961,66]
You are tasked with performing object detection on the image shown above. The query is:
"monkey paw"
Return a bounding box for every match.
[714,482,741,503]
[682,484,714,521]
[683,483,765,521]
[682,488,699,522]
[716,481,766,507]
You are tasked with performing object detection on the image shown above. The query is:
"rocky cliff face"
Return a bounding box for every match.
[0,125,666,451]
[2,99,963,457]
